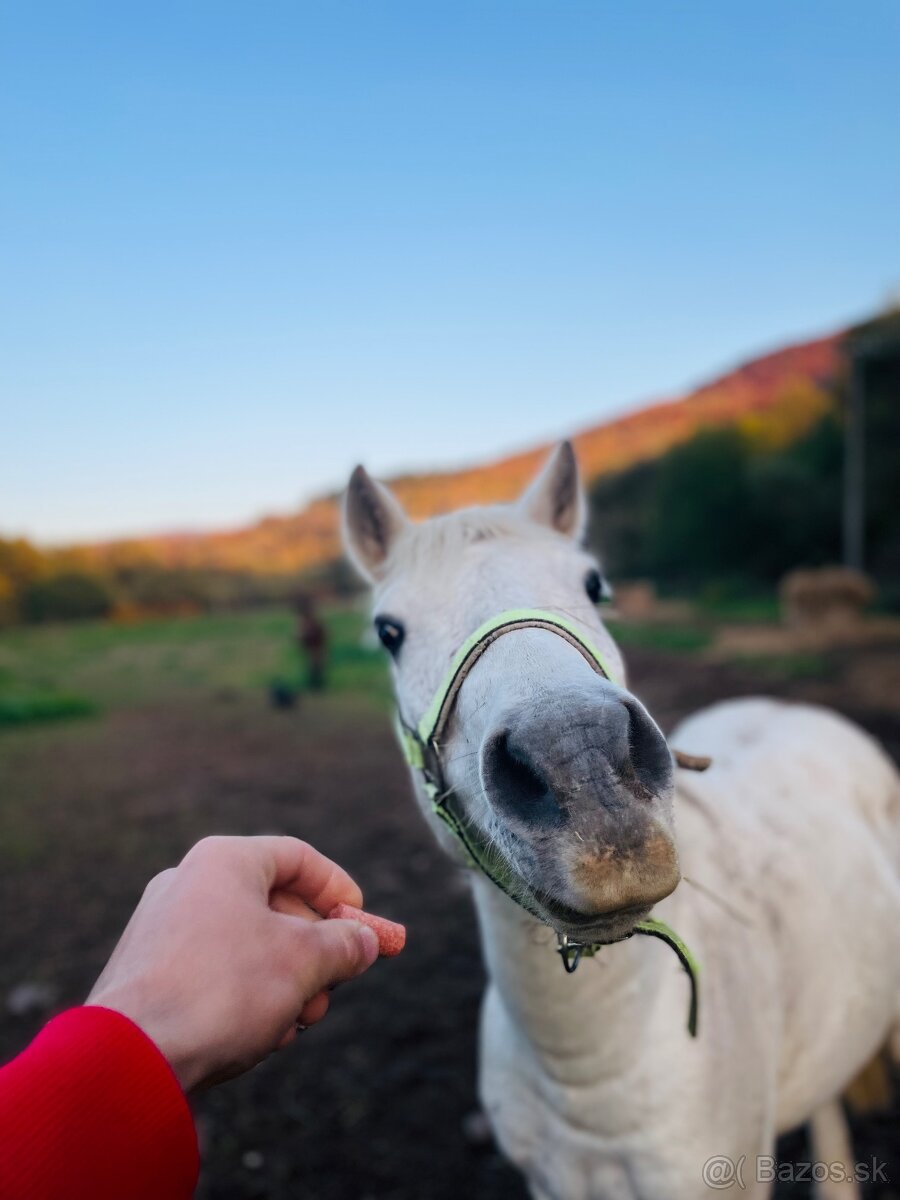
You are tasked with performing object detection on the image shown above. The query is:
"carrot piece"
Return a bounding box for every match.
[327,903,406,958]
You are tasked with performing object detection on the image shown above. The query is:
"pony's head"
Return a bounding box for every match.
[343,442,679,944]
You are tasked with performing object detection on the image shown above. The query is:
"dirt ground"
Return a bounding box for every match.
[1,641,899,1199]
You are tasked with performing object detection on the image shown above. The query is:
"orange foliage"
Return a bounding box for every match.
[75,332,844,576]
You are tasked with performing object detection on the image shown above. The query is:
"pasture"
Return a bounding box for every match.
[1,607,898,1199]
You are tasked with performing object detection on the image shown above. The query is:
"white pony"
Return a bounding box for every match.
[343,442,900,1200]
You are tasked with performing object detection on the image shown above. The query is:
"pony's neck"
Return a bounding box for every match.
[469,874,677,1084]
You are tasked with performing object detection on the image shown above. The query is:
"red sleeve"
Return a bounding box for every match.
[0,1005,199,1200]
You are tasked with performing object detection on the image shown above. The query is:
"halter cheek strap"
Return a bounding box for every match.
[396,607,700,1038]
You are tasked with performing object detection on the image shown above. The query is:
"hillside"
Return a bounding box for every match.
[82,330,844,575]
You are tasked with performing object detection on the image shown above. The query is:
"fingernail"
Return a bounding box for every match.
[358,924,379,966]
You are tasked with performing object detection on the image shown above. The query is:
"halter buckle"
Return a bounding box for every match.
[556,933,587,974]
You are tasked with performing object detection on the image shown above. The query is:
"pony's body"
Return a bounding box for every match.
[342,442,900,1199]
[478,699,900,1199]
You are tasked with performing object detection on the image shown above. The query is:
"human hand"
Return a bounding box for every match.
[86,835,379,1092]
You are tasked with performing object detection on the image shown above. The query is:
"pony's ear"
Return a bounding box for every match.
[343,465,409,581]
[518,441,585,539]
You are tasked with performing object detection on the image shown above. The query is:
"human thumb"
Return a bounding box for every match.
[296,917,380,996]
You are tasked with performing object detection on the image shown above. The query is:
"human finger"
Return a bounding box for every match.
[270,891,320,922]
[297,991,330,1026]
[251,836,364,913]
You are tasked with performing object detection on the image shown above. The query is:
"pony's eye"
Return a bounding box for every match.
[374,616,405,656]
[585,569,612,605]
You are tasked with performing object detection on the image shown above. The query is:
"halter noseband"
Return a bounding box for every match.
[396,607,700,1038]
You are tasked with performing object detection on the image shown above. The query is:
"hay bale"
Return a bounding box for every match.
[779,566,875,630]
[612,581,658,620]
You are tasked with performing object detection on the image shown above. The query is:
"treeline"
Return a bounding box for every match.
[4,315,896,626]
[0,542,360,628]
[589,315,900,594]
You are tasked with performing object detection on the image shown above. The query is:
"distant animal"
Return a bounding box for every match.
[295,592,328,690]
[343,441,900,1200]
[268,681,297,709]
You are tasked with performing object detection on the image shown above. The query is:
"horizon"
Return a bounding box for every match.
[39,315,851,551]
[3,2,898,544]
[29,315,850,550]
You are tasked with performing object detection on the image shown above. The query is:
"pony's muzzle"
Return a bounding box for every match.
[479,687,680,916]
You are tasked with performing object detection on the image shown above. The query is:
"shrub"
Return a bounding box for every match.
[21,572,114,623]
[0,693,96,727]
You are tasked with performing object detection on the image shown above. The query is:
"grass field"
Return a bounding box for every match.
[606,619,712,654]
[0,606,726,731]
[0,602,755,731]
[0,604,392,726]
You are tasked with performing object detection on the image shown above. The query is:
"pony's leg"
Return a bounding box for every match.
[808,1099,860,1200]
[845,1044,895,1114]
[890,1010,900,1065]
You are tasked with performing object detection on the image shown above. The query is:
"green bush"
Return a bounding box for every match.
[590,416,844,590]
[21,572,114,623]
[0,693,96,726]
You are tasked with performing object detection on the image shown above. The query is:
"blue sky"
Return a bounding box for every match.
[2,1,898,543]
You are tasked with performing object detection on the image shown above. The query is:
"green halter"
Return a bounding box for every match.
[396,608,700,1038]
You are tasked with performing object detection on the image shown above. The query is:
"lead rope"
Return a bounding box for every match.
[396,608,705,1038]
[556,921,700,1037]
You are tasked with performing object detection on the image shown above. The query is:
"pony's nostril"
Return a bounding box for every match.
[623,699,674,798]
[481,731,563,827]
